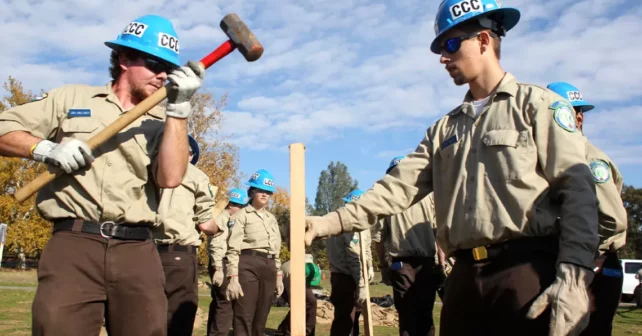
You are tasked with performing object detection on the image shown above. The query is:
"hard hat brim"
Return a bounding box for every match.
[430,7,521,54]
[105,40,182,67]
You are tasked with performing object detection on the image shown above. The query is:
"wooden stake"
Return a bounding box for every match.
[289,143,306,336]
[359,232,374,336]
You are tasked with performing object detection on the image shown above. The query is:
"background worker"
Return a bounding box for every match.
[225,169,283,336]
[548,81,628,336]
[276,253,321,336]
[304,1,599,335]
[207,188,247,336]
[373,156,443,336]
[326,189,371,336]
[0,14,204,335]
[154,134,222,336]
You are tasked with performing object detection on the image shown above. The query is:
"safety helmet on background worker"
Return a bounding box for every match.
[431,0,521,54]
[188,135,199,165]
[386,156,405,174]
[105,14,181,67]
[227,188,248,205]
[343,189,364,203]
[547,82,595,112]
[246,169,276,193]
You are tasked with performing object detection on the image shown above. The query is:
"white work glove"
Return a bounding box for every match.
[356,286,367,305]
[276,273,284,297]
[225,276,244,301]
[368,266,374,283]
[212,268,224,287]
[304,212,343,246]
[166,60,205,119]
[526,263,594,336]
[32,139,94,174]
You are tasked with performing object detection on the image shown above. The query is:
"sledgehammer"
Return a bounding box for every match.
[14,13,263,203]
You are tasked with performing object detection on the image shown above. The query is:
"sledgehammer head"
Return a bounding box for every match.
[220,13,263,62]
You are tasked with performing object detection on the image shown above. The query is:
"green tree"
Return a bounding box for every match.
[313,161,359,216]
[309,161,359,269]
[620,184,642,259]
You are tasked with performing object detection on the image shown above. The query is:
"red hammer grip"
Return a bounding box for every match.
[200,40,236,69]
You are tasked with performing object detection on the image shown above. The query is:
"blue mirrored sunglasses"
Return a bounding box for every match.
[440,32,482,54]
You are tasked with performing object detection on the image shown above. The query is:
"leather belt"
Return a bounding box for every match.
[454,236,558,262]
[241,250,275,259]
[157,244,197,254]
[53,219,151,241]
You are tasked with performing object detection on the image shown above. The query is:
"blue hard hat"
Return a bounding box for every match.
[431,0,521,54]
[188,135,199,165]
[343,189,364,203]
[246,169,276,193]
[227,188,247,205]
[386,156,405,174]
[105,15,181,67]
[547,82,595,112]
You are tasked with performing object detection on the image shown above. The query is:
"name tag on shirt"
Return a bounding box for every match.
[441,134,459,150]
[68,109,91,117]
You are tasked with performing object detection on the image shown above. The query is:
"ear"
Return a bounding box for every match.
[118,53,133,72]
[479,30,492,54]
[576,111,584,130]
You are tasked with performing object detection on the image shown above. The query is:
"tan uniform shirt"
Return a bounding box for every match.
[585,140,628,253]
[208,211,231,269]
[372,193,437,258]
[327,229,371,286]
[153,164,218,246]
[0,83,165,224]
[335,73,599,269]
[225,205,281,275]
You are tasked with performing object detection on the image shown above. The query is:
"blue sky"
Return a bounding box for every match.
[2,0,641,204]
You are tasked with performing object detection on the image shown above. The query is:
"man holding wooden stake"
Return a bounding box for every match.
[305,1,599,335]
[0,14,204,336]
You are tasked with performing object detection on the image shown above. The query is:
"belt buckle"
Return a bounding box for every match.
[99,221,116,239]
[472,246,488,261]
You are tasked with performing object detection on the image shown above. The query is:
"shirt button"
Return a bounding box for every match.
[107,162,112,166]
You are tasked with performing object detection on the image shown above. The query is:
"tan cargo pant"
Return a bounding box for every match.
[32,230,167,336]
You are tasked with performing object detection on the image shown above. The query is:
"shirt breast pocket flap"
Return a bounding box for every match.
[482,129,520,148]
[60,118,100,141]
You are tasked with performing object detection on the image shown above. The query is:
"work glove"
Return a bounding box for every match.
[356,286,368,305]
[166,61,205,119]
[212,268,224,287]
[276,272,284,297]
[526,263,594,336]
[304,212,343,246]
[32,139,94,174]
[380,266,392,286]
[225,276,244,301]
[368,266,375,284]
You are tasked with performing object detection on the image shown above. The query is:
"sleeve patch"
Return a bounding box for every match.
[550,101,577,133]
[351,233,359,244]
[590,160,611,184]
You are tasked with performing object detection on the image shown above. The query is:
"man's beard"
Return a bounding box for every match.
[131,86,148,102]
[451,72,468,86]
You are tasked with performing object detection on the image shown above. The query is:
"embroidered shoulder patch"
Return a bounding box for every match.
[227,219,235,229]
[589,160,611,184]
[351,233,359,244]
[549,101,576,133]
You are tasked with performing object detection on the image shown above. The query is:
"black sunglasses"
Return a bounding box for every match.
[141,57,177,74]
[440,32,482,54]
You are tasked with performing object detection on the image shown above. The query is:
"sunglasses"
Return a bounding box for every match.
[440,32,482,54]
[141,57,177,74]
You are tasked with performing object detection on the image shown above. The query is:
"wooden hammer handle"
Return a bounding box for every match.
[14,41,239,203]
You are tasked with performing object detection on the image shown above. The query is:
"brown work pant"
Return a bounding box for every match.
[580,252,623,336]
[32,230,167,336]
[232,254,277,336]
[440,238,558,336]
[391,257,439,336]
[330,272,359,336]
[207,263,234,336]
[159,248,199,336]
[277,285,317,336]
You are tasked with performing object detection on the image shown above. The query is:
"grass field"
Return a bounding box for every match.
[1,269,640,335]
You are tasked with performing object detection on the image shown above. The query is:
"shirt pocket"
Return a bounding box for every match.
[481,129,531,181]
[58,117,101,142]
[438,138,460,174]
